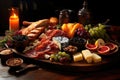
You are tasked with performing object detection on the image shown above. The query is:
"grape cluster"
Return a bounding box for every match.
[85,23,110,41]
[50,51,71,63]
[74,27,90,39]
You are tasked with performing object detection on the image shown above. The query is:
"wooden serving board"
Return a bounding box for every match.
[14,47,120,72]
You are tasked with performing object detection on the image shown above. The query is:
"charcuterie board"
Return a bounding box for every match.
[0,18,120,72]
[14,41,120,72]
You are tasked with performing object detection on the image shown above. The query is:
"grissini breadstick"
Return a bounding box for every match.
[23,21,33,26]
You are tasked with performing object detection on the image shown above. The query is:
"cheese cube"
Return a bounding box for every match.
[82,49,93,63]
[92,53,102,63]
[73,52,83,62]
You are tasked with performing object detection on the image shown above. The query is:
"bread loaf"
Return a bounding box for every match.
[26,27,45,41]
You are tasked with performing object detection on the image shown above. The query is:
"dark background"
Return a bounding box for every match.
[0,0,120,35]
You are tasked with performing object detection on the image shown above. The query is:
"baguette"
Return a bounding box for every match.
[27,27,45,41]
[21,19,49,35]
[23,21,33,26]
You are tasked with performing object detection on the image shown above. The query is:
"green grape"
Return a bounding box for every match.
[84,26,89,31]
[98,24,105,29]
[94,27,99,31]
[90,30,95,37]
[53,54,59,61]
[57,55,62,60]
[61,52,67,56]
[58,51,62,55]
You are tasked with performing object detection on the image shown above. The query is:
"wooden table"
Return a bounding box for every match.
[0,51,120,80]
[0,61,120,80]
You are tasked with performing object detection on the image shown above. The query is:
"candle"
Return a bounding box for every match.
[9,8,19,32]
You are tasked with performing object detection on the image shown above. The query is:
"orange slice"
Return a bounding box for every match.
[95,38,105,48]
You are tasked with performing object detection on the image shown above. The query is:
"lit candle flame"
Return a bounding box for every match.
[9,8,19,32]
[13,13,18,18]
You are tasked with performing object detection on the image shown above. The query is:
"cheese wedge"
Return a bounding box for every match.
[73,52,83,62]
[82,49,93,63]
[92,53,102,63]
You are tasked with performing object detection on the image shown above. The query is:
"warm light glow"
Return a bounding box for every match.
[10,13,18,19]
[9,8,19,32]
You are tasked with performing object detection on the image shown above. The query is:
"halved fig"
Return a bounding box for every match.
[85,43,98,51]
[105,42,116,51]
[97,46,110,54]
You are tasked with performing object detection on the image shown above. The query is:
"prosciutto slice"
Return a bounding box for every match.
[25,29,67,59]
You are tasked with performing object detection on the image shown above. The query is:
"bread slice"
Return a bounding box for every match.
[82,49,93,63]
[73,52,83,62]
[92,53,102,63]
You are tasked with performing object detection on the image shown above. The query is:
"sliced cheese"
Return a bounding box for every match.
[73,52,83,62]
[82,49,93,63]
[92,53,102,63]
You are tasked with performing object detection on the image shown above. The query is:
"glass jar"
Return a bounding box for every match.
[59,9,70,25]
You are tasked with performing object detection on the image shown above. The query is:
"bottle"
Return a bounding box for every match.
[78,0,90,25]
[59,9,70,25]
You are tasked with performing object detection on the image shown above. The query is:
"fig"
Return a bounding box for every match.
[97,46,110,54]
[105,43,116,51]
[85,43,98,51]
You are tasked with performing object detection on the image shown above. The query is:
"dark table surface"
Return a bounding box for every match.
[0,50,120,80]
[0,61,120,80]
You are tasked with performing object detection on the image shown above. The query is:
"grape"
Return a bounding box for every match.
[59,57,69,63]
[85,23,110,41]
[75,27,90,39]
[50,51,71,63]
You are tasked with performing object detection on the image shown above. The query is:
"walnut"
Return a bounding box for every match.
[63,45,78,54]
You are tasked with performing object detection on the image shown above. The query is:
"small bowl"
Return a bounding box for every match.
[12,35,29,52]
[0,49,14,66]
[69,38,87,51]
[6,58,23,68]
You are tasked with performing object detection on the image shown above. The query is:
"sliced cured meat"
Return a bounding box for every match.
[45,29,68,40]
[26,50,39,59]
